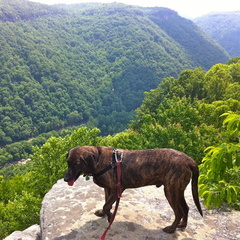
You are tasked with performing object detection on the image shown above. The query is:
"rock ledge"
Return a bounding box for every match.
[4,177,240,240]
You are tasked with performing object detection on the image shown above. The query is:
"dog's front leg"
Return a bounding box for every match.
[103,189,118,222]
[95,188,117,222]
[95,188,111,217]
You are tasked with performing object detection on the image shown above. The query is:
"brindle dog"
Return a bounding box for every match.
[64,146,203,233]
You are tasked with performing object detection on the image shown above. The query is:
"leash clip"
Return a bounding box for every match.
[114,149,123,162]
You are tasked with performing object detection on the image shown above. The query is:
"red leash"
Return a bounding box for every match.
[100,155,122,240]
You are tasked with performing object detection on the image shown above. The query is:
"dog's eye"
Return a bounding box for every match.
[76,158,82,165]
[68,161,76,167]
[79,157,88,166]
[68,160,82,168]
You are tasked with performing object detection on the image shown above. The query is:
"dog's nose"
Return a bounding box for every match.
[64,172,71,182]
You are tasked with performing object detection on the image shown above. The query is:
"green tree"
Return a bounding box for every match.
[30,127,101,196]
[0,126,101,238]
[0,191,41,239]
[199,112,240,209]
[204,64,233,102]
[131,97,216,163]
[0,1,230,151]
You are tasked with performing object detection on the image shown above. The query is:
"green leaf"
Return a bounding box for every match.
[230,188,237,202]
[236,154,240,167]
[220,188,225,200]
[225,152,233,169]
[204,146,215,153]
[202,190,211,198]
[213,194,221,208]
[220,112,232,118]
[199,184,209,196]
[205,192,213,207]
[229,185,239,197]
[226,188,232,203]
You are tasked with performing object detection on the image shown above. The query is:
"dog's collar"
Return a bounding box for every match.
[92,149,123,178]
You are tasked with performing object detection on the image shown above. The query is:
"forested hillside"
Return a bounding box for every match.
[0,58,239,238]
[0,0,229,151]
[194,11,240,57]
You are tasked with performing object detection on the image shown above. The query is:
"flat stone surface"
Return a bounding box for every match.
[40,178,240,240]
[4,224,40,240]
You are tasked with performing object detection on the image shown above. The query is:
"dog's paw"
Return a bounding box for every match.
[162,226,176,233]
[94,209,105,217]
[177,221,187,228]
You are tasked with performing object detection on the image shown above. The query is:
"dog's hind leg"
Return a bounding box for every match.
[177,192,189,228]
[162,185,183,233]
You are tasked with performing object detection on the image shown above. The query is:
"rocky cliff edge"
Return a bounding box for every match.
[4,177,240,240]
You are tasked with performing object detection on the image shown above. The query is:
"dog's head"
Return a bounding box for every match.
[64,146,99,186]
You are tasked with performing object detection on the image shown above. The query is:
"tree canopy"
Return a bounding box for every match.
[0,0,230,148]
[0,58,239,238]
[0,2,239,237]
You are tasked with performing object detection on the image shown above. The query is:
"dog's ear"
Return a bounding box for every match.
[80,147,100,172]
[66,152,69,159]
[96,146,103,156]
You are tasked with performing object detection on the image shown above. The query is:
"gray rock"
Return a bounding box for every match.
[4,224,40,240]
[40,178,104,240]
[40,178,240,240]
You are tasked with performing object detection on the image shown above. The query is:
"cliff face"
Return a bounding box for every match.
[5,177,240,240]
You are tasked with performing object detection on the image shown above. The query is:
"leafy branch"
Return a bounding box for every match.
[199,112,240,209]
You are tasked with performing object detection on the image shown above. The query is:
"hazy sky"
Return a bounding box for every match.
[30,0,240,18]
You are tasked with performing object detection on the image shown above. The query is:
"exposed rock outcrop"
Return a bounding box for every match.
[40,178,240,240]
[4,177,240,239]
[4,224,40,240]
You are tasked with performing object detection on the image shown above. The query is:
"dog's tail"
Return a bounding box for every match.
[191,165,203,216]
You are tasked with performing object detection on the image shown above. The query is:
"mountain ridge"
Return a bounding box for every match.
[0,0,66,22]
[194,11,240,57]
[0,1,230,146]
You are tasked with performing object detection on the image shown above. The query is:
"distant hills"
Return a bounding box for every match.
[194,11,240,57]
[0,0,230,145]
